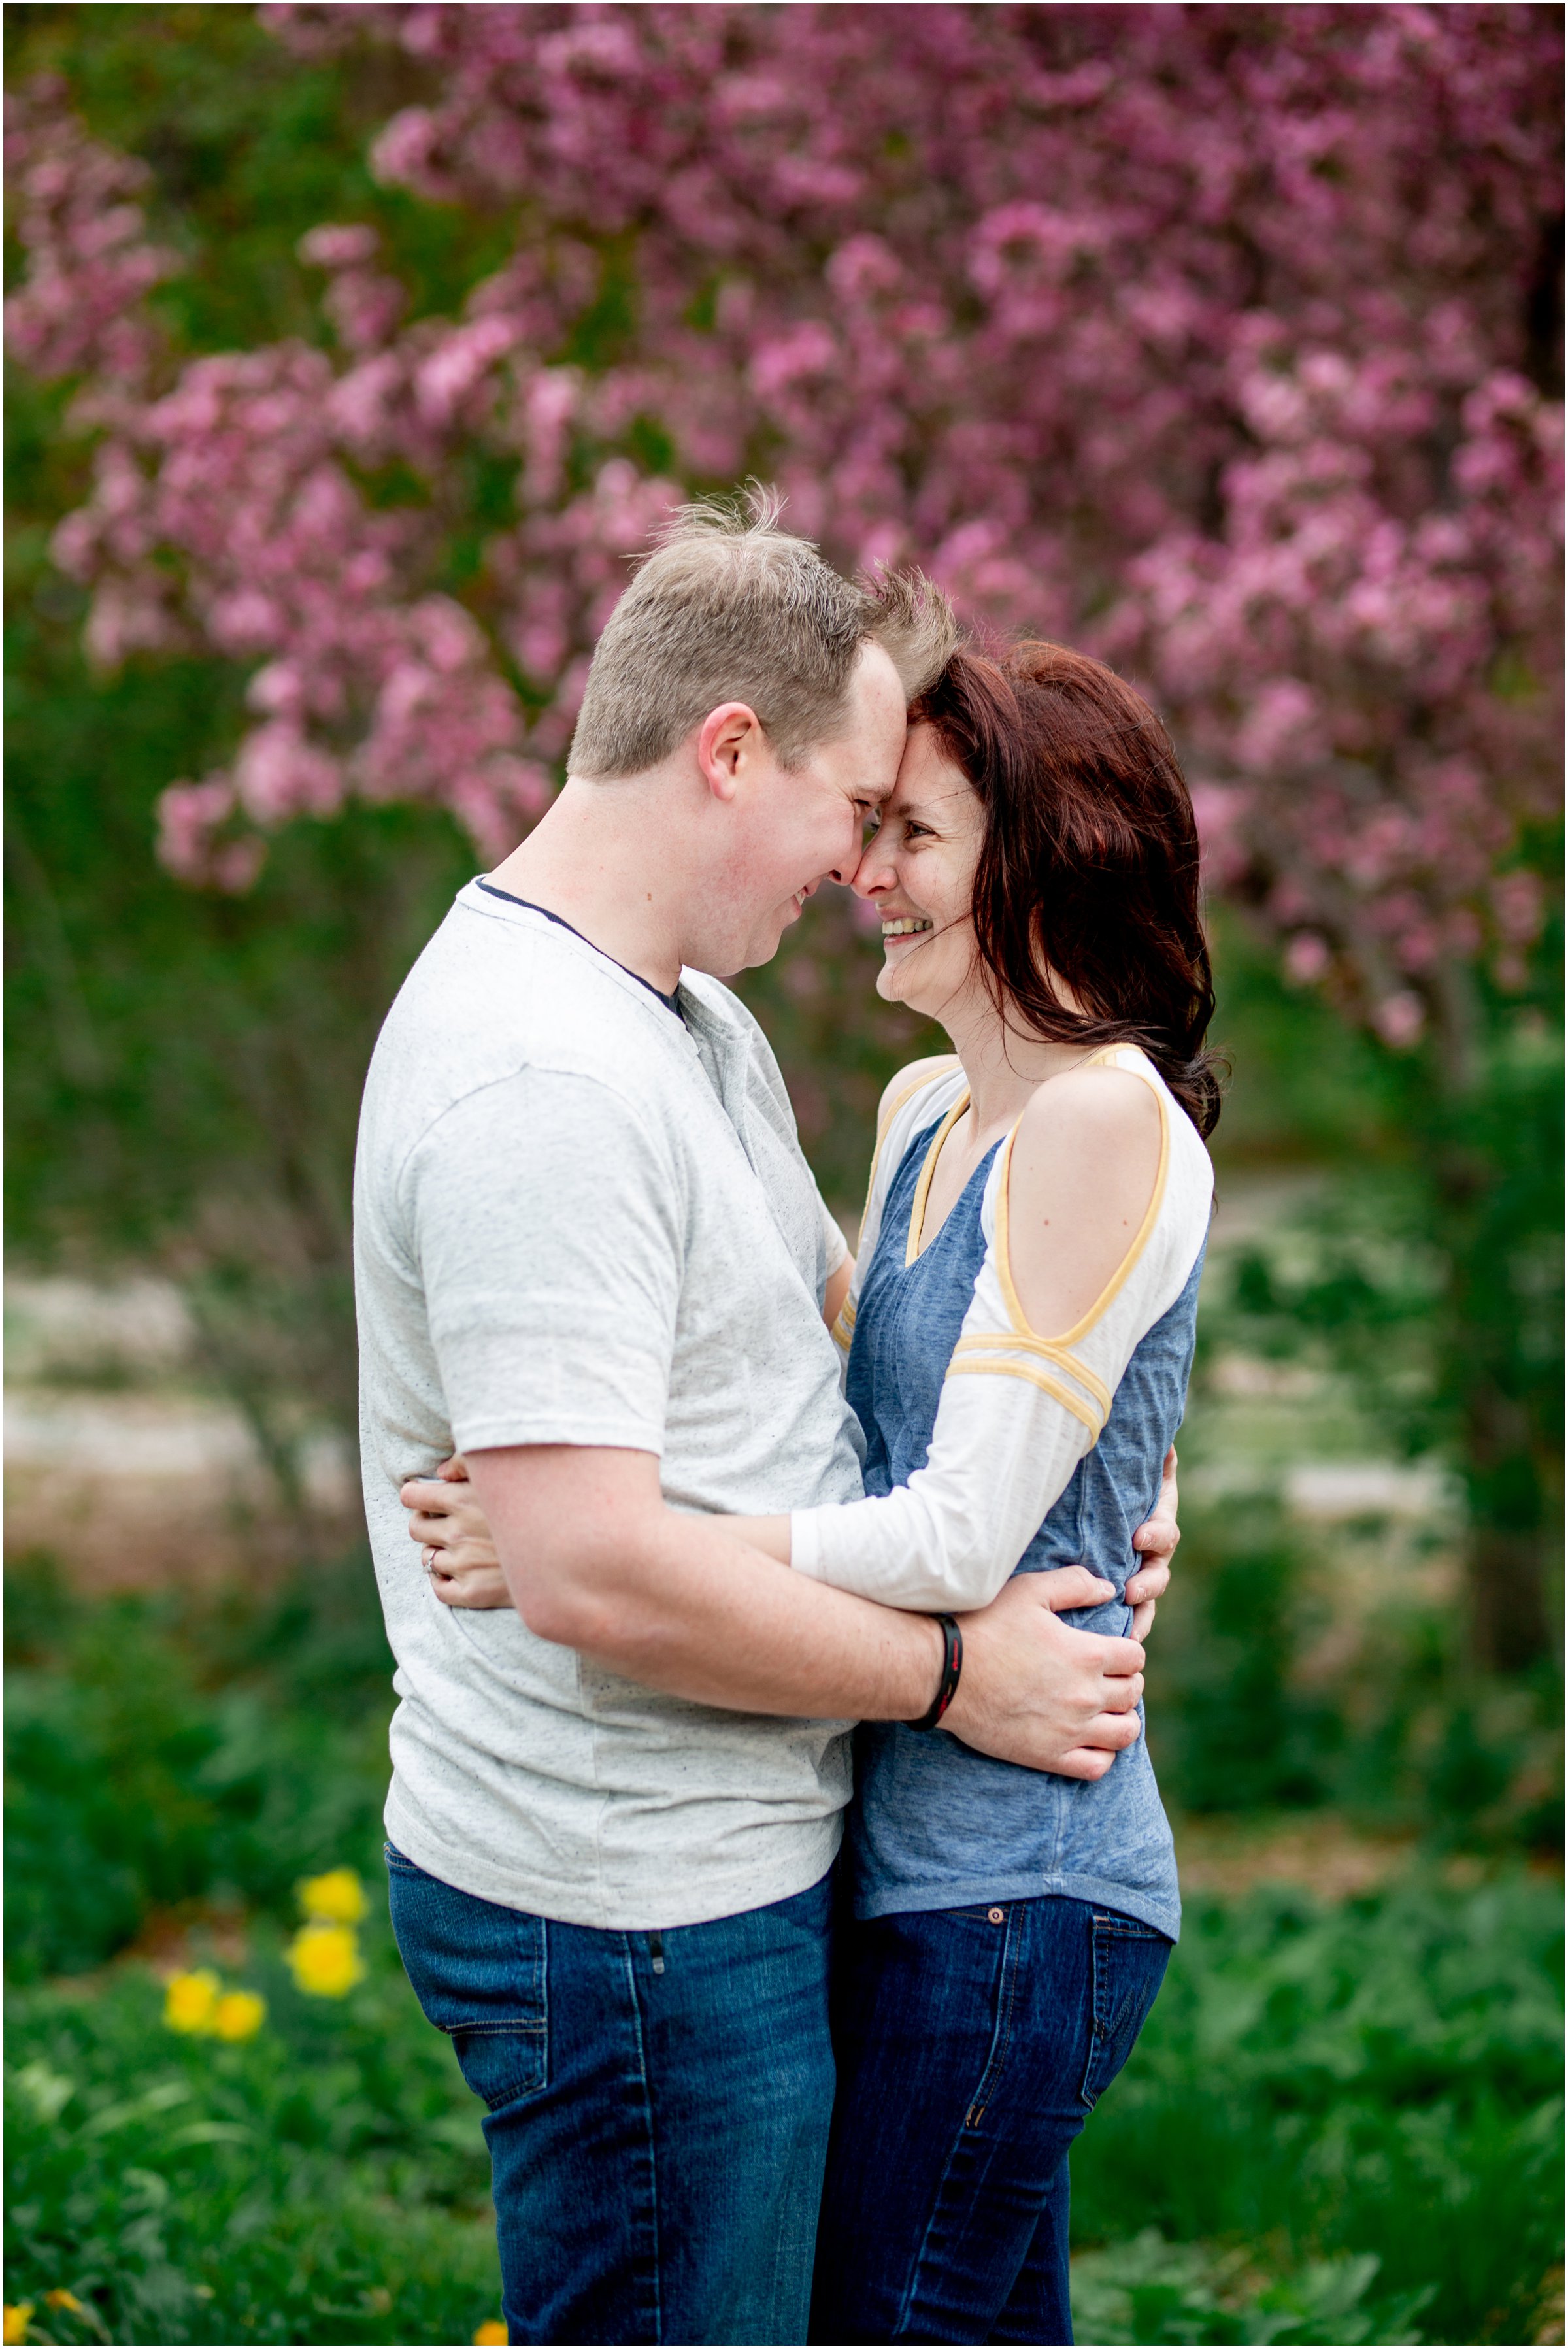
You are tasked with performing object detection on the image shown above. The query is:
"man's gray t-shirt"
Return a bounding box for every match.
[354,881,866,1929]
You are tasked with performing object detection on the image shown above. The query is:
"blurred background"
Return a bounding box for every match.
[5,7,1561,2344]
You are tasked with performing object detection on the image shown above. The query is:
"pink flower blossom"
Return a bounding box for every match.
[1284,933,1332,986]
[1372,991,1427,1049]
[297,222,380,271]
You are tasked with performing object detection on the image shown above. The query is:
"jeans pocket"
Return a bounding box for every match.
[1078,1909,1171,2113]
[385,1844,548,2110]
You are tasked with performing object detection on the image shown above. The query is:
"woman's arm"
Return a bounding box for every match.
[779,1067,1201,1613]
[405,1448,1182,1631]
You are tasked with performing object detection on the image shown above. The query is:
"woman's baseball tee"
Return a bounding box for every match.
[789,1049,1212,1934]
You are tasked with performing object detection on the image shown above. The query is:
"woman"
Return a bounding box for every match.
[408,640,1220,2345]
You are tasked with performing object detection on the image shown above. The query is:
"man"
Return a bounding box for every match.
[354,495,1177,2344]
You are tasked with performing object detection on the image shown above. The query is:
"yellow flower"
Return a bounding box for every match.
[286,1922,365,1998]
[297,1867,367,1924]
[44,2291,86,2314]
[163,1969,221,2034]
[473,2325,508,2345]
[211,1989,267,2041]
[3,2305,34,2344]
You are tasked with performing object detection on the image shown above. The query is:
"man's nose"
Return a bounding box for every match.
[849,838,895,897]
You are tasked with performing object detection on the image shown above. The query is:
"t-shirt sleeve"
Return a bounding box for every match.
[405,1069,682,1456]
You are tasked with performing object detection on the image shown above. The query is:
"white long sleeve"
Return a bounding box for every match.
[793,1049,1213,1611]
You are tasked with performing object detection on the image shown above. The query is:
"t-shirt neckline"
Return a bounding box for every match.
[473,878,684,1018]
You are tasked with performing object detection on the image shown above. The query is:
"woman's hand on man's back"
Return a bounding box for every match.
[401,1454,513,1608]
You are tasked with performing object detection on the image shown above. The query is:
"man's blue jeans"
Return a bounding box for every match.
[385,1844,835,2345]
[810,1895,1171,2344]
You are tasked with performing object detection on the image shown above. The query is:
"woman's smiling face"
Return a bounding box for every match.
[852,721,986,1022]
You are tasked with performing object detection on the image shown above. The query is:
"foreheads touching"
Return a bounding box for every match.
[563,487,959,971]
[567,486,958,788]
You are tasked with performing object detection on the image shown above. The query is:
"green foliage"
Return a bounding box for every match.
[5,1578,1562,2344]
[3,1565,502,2341]
[4,3,497,1474]
[1147,1499,1343,1816]
[1219,990,1563,1520]
[1073,2233,1430,2346]
[1073,1878,1565,2345]
[4,1560,395,1983]
[5,598,475,1445]
[1150,1489,1562,1854]
[6,1933,500,2345]
[1203,903,1563,1674]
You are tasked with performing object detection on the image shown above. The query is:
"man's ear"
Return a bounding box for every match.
[696,702,765,803]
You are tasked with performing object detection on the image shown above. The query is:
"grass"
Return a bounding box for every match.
[1073,1880,1563,2345]
[4,1563,1563,2344]
[6,1929,499,2346]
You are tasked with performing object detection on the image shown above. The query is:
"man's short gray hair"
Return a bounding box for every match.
[567,486,960,778]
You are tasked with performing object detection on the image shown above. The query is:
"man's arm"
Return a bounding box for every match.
[463,1442,1147,1780]
[406,1443,1182,1641]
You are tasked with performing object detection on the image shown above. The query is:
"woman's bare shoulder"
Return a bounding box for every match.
[1004,1066,1164,1335]
[1014,1061,1163,1156]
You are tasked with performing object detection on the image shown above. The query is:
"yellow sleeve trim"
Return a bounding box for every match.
[906,1091,972,1264]
[858,1058,962,1248]
[993,1048,1170,1347]
[950,1331,1112,1419]
[829,1295,857,1350]
[944,1358,1104,1439]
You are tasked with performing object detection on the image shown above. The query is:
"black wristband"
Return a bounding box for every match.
[905,1614,963,1731]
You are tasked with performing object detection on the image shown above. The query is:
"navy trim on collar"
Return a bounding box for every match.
[474,880,684,1018]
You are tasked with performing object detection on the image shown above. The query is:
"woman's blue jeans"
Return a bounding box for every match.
[810,1895,1171,2345]
[386,1845,835,2345]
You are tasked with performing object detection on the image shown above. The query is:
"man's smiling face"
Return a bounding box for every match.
[712,641,909,974]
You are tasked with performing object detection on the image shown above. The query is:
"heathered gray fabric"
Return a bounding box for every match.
[354,881,865,1930]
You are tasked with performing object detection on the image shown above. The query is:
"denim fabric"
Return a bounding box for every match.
[386,1844,835,2344]
[811,1895,1170,2344]
[846,1120,1201,1937]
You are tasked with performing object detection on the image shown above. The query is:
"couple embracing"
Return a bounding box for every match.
[355,493,1219,2347]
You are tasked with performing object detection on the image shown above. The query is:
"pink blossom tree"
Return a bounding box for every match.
[8,5,1560,1044]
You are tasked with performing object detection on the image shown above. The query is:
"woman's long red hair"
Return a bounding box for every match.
[912,642,1224,1137]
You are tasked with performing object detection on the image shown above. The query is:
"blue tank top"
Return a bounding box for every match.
[844,1114,1201,1938]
